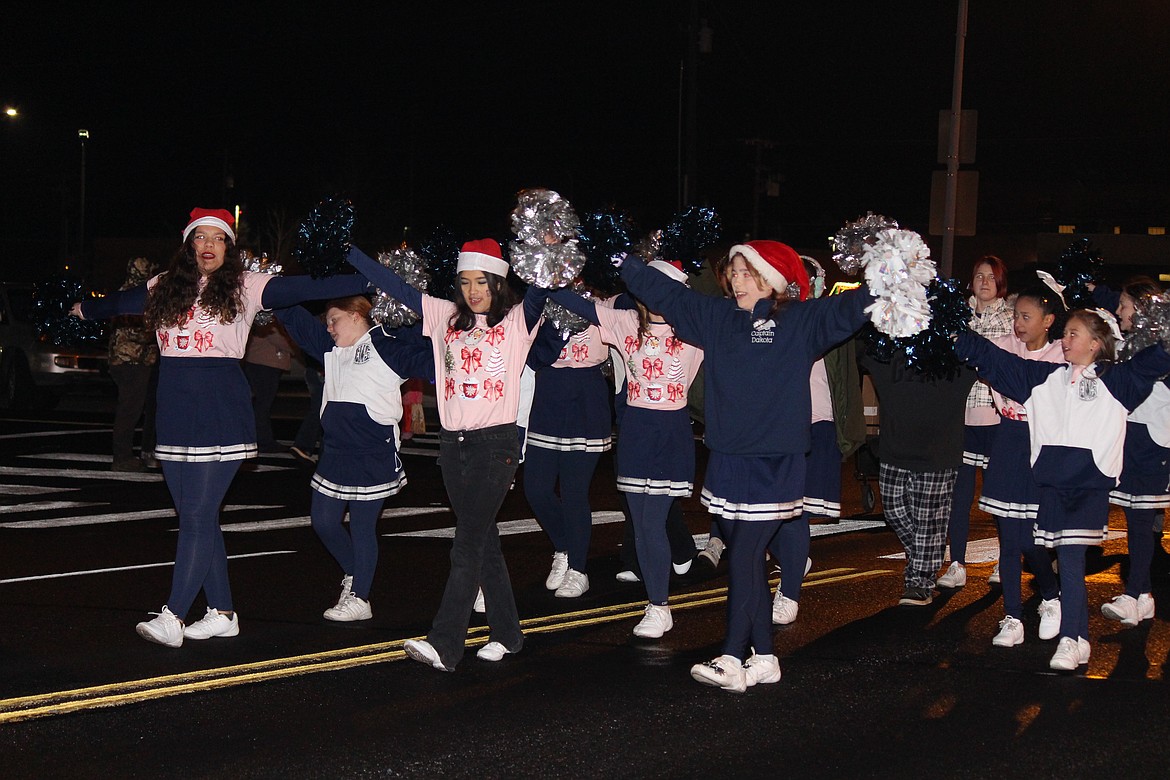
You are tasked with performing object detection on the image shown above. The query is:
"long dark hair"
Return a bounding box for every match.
[144,234,245,329]
[448,271,519,331]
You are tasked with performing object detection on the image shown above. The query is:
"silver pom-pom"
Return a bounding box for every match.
[1122,293,1170,360]
[370,247,429,328]
[508,189,586,288]
[243,251,283,326]
[832,212,899,275]
[542,284,594,340]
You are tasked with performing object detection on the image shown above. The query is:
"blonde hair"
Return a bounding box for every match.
[1066,309,1117,362]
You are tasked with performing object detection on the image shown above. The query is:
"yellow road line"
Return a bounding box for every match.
[0,568,892,724]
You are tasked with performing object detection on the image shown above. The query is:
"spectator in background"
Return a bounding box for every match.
[243,318,294,452]
[109,256,160,472]
[290,355,324,465]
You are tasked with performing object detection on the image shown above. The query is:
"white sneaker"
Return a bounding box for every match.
[324,593,373,622]
[404,638,452,672]
[476,641,514,662]
[697,537,724,568]
[555,569,589,598]
[988,562,1001,584]
[743,653,782,686]
[1101,593,1155,626]
[992,616,1024,647]
[1037,597,1061,640]
[673,558,693,575]
[691,654,747,693]
[936,561,967,589]
[772,592,799,625]
[1049,636,1090,670]
[136,606,184,647]
[632,604,673,638]
[473,587,486,613]
[183,607,240,639]
[545,551,569,590]
[615,570,641,583]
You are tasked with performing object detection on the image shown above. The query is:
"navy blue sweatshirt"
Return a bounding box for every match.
[616,259,871,457]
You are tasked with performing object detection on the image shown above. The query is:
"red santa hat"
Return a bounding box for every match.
[647,259,689,285]
[457,238,510,277]
[728,240,810,301]
[182,208,236,242]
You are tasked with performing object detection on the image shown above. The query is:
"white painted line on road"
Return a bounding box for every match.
[222,506,452,532]
[0,509,176,528]
[0,550,297,584]
[0,426,113,439]
[0,485,81,496]
[878,530,1129,561]
[811,518,888,538]
[0,466,164,482]
[387,510,626,539]
[0,501,104,514]
[22,453,114,463]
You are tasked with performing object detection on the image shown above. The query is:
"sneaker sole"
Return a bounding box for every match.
[323,611,373,622]
[992,635,1023,647]
[184,624,240,639]
[898,597,933,606]
[404,642,451,671]
[690,668,746,693]
[554,589,588,598]
[137,625,182,648]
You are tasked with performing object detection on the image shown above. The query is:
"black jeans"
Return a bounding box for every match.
[428,424,524,668]
[110,363,156,461]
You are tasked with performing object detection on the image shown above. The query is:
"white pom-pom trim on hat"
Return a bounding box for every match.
[457,251,510,278]
[647,260,690,284]
[729,243,787,294]
[182,217,236,242]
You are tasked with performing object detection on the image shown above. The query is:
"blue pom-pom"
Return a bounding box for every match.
[660,206,721,274]
[292,196,354,278]
[577,208,638,295]
[1054,238,1104,311]
[416,226,461,302]
[863,277,969,379]
[33,276,106,346]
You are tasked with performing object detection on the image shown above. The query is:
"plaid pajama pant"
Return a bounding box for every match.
[879,464,959,589]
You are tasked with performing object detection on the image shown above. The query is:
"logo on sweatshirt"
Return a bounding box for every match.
[751,319,776,344]
[1078,376,1097,401]
[354,343,372,365]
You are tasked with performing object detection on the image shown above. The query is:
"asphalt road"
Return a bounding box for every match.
[2,379,1170,778]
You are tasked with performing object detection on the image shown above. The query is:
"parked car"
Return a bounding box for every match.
[0,281,110,408]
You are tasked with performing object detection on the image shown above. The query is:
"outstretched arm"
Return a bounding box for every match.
[77,286,149,320]
[955,330,1061,402]
[372,331,436,383]
[344,246,423,314]
[548,289,601,326]
[261,272,369,309]
[274,305,333,365]
[522,285,548,332]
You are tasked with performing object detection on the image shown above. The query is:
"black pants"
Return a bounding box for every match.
[110,363,157,461]
[428,424,524,668]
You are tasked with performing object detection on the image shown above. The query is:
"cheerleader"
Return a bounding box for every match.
[275,297,434,621]
[939,256,1014,589]
[979,285,1065,648]
[956,310,1170,669]
[1094,277,1167,626]
[74,208,371,646]
[605,242,872,692]
[346,240,546,671]
[523,293,630,598]
[550,261,704,638]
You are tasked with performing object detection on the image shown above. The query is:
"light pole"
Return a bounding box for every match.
[77,129,89,270]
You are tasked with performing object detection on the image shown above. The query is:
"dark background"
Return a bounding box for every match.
[3,1,1168,284]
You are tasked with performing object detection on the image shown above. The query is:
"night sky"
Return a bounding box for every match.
[4,1,1168,277]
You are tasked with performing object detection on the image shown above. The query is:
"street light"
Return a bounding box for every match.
[4,106,17,118]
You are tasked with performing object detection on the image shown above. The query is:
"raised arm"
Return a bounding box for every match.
[548,288,601,326]
[1103,343,1170,411]
[955,329,1061,402]
[619,259,713,347]
[274,305,333,366]
[372,330,436,383]
[344,246,423,314]
[522,285,548,332]
[260,273,369,309]
[78,285,149,320]
[527,320,571,369]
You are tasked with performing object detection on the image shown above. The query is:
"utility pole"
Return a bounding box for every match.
[941,0,969,277]
[77,129,88,268]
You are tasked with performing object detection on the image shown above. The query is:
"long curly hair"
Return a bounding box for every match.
[144,234,245,329]
[448,271,519,332]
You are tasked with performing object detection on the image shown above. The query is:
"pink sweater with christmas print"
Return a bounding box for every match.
[596,307,703,410]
